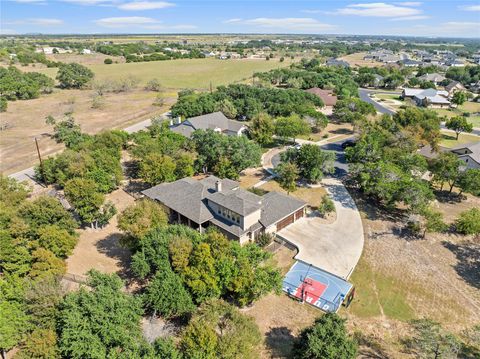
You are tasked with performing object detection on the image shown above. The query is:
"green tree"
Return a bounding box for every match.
[248,112,275,146]
[0,96,6,112]
[169,235,193,274]
[19,196,77,234]
[445,116,473,140]
[143,268,195,318]
[217,99,238,119]
[56,63,94,89]
[430,152,463,192]
[64,178,104,227]
[181,299,261,359]
[139,153,177,185]
[276,162,299,194]
[455,208,480,235]
[406,319,460,359]
[275,115,311,143]
[117,199,167,241]
[292,313,357,359]
[0,299,30,358]
[458,169,480,196]
[451,91,467,106]
[283,144,335,183]
[36,225,77,258]
[214,156,238,179]
[17,328,60,359]
[153,338,182,359]
[175,151,195,178]
[333,98,376,124]
[57,270,146,359]
[29,248,66,279]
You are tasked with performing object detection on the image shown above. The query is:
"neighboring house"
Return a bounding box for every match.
[402,88,450,108]
[400,59,421,67]
[81,49,92,54]
[373,74,384,88]
[469,80,480,94]
[418,142,480,170]
[170,112,247,138]
[142,176,307,244]
[326,58,350,68]
[445,81,466,96]
[450,142,480,169]
[305,88,338,107]
[418,73,446,85]
[445,59,465,67]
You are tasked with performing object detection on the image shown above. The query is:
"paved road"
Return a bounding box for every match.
[358,88,397,115]
[278,177,364,280]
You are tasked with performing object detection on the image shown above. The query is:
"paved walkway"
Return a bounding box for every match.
[277,177,364,279]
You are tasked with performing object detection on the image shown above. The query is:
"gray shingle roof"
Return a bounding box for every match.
[170,112,246,138]
[207,188,262,216]
[259,191,306,228]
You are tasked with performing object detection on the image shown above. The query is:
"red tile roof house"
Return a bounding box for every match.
[305,88,338,108]
[142,176,306,245]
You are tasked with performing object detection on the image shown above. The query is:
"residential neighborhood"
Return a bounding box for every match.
[1,1,480,358]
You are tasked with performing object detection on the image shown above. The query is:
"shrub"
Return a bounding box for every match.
[255,233,274,247]
[104,58,113,64]
[318,195,335,216]
[455,208,480,235]
[0,96,7,112]
[145,78,162,92]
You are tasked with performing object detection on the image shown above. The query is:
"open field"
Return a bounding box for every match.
[2,58,289,174]
[439,131,480,148]
[47,52,126,65]
[339,52,379,68]
[30,58,291,89]
[0,88,173,174]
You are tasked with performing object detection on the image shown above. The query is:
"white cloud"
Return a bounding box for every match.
[392,21,480,37]
[395,2,422,6]
[143,24,196,30]
[336,2,422,17]
[62,0,114,4]
[118,1,175,10]
[459,5,480,11]
[224,17,335,31]
[5,18,64,26]
[390,15,429,21]
[95,16,157,27]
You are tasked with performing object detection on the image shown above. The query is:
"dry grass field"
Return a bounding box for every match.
[340,52,380,68]
[0,88,173,174]
[47,52,126,65]
[2,58,290,174]
[30,57,291,89]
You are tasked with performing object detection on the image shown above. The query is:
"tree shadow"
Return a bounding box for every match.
[95,233,133,282]
[442,240,480,289]
[264,327,296,358]
[354,332,391,359]
[330,128,354,135]
[123,180,150,197]
[434,190,464,204]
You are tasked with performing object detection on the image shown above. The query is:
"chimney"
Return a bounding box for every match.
[176,116,182,124]
[169,119,173,126]
[215,180,222,192]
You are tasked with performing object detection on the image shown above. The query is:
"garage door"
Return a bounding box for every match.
[294,208,304,220]
[277,214,295,231]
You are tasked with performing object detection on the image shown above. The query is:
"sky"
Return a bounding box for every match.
[1,0,480,38]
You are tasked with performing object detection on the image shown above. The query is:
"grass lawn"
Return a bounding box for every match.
[433,102,480,128]
[439,132,480,148]
[33,58,291,89]
[349,256,414,321]
[375,93,401,101]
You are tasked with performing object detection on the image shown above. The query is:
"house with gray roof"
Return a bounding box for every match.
[418,73,446,85]
[142,176,307,244]
[170,112,247,138]
[401,88,450,108]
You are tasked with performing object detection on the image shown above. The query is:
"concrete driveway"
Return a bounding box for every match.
[277,177,364,279]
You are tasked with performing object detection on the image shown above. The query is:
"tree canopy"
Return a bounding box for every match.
[56,62,94,89]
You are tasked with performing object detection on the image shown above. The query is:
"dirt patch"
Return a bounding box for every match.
[1,88,174,174]
[66,188,134,278]
[259,181,327,208]
[238,168,270,189]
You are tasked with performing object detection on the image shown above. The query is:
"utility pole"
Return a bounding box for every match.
[35,137,46,184]
[209,81,213,93]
